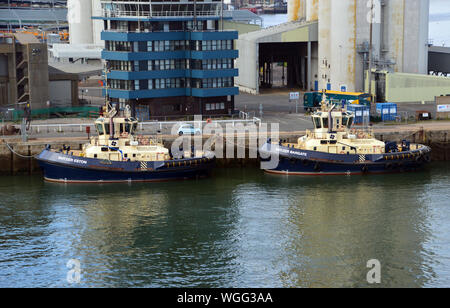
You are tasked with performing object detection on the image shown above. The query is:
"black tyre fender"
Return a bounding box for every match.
[313,162,321,171]
[361,165,369,173]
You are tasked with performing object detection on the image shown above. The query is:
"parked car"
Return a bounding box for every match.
[177,124,202,136]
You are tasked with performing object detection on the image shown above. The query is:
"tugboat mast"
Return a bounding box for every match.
[103,60,117,140]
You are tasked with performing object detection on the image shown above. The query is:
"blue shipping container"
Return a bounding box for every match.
[347,105,370,125]
[376,103,397,121]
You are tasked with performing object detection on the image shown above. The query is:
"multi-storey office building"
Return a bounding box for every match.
[94,0,239,119]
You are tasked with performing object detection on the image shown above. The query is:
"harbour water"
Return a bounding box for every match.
[1,163,450,288]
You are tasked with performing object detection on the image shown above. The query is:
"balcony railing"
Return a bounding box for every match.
[101,9,221,18]
[102,29,234,33]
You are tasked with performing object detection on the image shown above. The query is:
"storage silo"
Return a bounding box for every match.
[92,0,104,47]
[67,0,94,45]
[318,0,331,91]
[383,0,429,74]
[306,0,319,22]
[403,0,429,74]
[288,0,306,22]
[384,0,405,73]
[329,0,357,92]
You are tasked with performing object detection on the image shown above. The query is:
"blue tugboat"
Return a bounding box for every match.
[260,95,432,176]
[36,105,214,183]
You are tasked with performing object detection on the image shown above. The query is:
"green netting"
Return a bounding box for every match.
[10,106,100,121]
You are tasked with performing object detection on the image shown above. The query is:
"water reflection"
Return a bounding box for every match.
[271,173,435,287]
[0,164,449,287]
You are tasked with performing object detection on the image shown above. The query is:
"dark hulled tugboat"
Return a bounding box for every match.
[260,95,431,175]
[36,105,214,183]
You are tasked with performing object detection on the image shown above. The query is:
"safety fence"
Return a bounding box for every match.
[5,117,262,136]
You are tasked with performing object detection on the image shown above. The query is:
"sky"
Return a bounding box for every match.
[430,0,450,14]
[429,0,450,46]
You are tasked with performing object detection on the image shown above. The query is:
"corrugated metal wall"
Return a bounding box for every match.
[385,73,450,103]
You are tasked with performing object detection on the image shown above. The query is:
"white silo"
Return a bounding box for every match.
[92,0,104,47]
[381,0,429,74]
[288,0,306,22]
[402,0,429,74]
[306,0,319,22]
[67,0,94,45]
[315,0,429,93]
[384,0,405,73]
[329,0,357,92]
[318,0,331,91]
[416,0,430,74]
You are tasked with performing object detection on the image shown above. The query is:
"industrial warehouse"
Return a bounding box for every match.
[237,0,450,105]
[1,0,450,291]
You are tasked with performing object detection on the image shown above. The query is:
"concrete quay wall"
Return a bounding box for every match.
[0,128,449,175]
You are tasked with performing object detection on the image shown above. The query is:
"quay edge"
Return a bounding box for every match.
[1,128,450,175]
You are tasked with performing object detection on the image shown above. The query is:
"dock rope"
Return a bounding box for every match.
[4,143,39,159]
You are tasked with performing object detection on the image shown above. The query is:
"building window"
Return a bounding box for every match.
[195,77,232,89]
[106,41,132,52]
[109,60,132,71]
[154,41,161,51]
[109,79,133,90]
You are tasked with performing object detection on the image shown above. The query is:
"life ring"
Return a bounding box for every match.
[206,118,212,124]
[340,151,346,155]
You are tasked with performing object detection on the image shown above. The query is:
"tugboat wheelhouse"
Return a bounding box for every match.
[94,0,239,119]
